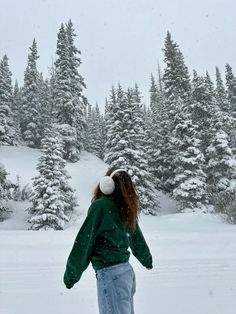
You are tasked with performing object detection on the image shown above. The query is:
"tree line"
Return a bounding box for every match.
[0,23,236,229]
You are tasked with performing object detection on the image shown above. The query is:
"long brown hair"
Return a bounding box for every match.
[92,166,140,233]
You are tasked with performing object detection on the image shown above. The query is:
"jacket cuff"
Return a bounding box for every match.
[146,265,153,269]
[65,283,74,289]
[63,273,76,289]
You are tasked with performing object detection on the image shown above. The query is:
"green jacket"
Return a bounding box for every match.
[63,195,153,288]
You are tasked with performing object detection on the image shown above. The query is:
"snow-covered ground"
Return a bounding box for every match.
[1,145,236,314]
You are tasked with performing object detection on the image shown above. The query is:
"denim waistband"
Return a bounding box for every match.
[96,262,130,274]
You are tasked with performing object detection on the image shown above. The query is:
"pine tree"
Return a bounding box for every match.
[143,107,156,182]
[214,67,234,151]
[53,21,87,162]
[21,39,41,148]
[215,66,229,113]
[205,71,215,95]
[38,74,52,139]
[172,113,208,211]
[190,71,219,153]
[225,64,235,102]
[83,102,93,152]
[93,103,104,159]
[28,130,77,230]
[148,72,165,190]
[130,85,159,214]
[230,78,236,118]
[105,85,158,214]
[149,73,159,112]
[161,31,191,193]
[66,19,87,154]
[0,54,16,145]
[228,78,236,152]
[99,113,106,161]
[53,23,76,160]
[12,81,22,142]
[163,31,191,101]
[85,103,103,158]
[206,130,236,220]
[106,84,132,166]
[104,87,119,164]
[0,162,12,221]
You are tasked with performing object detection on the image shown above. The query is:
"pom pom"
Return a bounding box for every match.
[99,176,115,195]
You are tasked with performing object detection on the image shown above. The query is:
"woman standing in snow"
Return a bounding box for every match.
[63,167,153,314]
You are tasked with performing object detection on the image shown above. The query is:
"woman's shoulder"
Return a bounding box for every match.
[88,196,118,215]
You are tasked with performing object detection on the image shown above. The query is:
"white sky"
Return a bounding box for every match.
[1,0,236,112]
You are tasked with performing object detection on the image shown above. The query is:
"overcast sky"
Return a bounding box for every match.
[1,0,236,111]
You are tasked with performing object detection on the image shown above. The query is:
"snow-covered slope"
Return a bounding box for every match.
[0,145,108,230]
[0,145,175,230]
[1,145,236,314]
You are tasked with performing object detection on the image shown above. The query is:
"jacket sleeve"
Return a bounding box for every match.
[129,222,153,269]
[63,202,101,288]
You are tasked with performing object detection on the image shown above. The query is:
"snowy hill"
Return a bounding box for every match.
[0,145,108,230]
[1,145,236,314]
[0,145,176,230]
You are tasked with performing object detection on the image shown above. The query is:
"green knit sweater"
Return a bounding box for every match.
[63,195,153,288]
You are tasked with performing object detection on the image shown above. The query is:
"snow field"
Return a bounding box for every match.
[1,215,236,314]
[1,145,236,314]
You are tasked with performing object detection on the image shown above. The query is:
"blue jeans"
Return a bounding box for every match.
[96,262,136,314]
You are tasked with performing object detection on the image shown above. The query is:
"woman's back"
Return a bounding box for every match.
[90,195,131,270]
[63,167,153,314]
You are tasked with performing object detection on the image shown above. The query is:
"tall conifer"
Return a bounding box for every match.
[0,55,16,145]
[21,39,41,148]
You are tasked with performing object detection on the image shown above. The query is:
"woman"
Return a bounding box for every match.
[63,167,153,314]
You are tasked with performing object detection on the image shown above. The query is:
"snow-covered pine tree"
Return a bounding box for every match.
[99,110,107,161]
[83,102,93,152]
[53,21,87,162]
[148,72,166,191]
[28,130,77,230]
[223,64,236,153]
[162,31,191,101]
[66,19,87,155]
[161,31,191,193]
[230,78,236,118]
[225,64,235,102]
[38,74,52,140]
[12,81,22,143]
[85,103,101,158]
[129,84,159,214]
[206,129,236,221]
[214,67,234,152]
[215,66,230,113]
[21,39,41,148]
[102,98,109,160]
[105,84,132,167]
[93,103,104,159]
[104,87,118,164]
[0,54,16,145]
[191,70,235,211]
[105,84,158,214]
[190,70,219,154]
[143,106,155,178]
[149,73,161,145]
[53,23,77,161]
[0,162,12,221]
[149,73,159,112]
[229,78,236,151]
[171,109,208,212]
[205,71,215,95]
